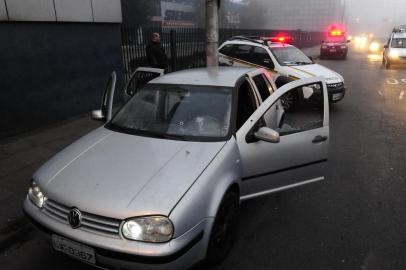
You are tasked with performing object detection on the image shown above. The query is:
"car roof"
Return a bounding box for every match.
[222,39,294,49]
[393,32,406,38]
[149,67,259,87]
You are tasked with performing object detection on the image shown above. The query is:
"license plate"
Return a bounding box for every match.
[332,93,343,100]
[52,234,96,264]
[330,49,337,52]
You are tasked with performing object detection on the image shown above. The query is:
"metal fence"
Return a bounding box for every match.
[121,26,323,82]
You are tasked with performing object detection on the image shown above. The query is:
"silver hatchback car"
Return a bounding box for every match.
[24,67,329,269]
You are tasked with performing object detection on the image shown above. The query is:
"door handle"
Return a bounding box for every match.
[312,135,328,143]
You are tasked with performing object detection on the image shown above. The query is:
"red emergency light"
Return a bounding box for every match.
[268,36,293,44]
[330,29,343,36]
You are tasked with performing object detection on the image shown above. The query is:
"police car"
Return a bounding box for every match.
[383,26,406,69]
[320,27,350,60]
[219,36,346,103]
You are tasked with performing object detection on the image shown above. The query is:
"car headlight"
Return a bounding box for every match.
[369,42,379,52]
[340,45,347,49]
[322,45,328,49]
[389,51,399,59]
[28,181,47,208]
[121,216,174,243]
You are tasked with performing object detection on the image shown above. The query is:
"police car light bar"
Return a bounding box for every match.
[267,36,293,44]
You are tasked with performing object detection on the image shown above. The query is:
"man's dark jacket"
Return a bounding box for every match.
[146,42,168,70]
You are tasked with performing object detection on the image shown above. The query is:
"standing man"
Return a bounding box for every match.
[146,33,168,71]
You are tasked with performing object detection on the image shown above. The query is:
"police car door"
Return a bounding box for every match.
[237,77,329,200]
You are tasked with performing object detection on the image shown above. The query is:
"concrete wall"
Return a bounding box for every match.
[0,0,122,22]
[0,0,124,139]
[0,23,123,139]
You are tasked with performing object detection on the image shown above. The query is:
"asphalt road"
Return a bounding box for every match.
[1,48,406,270]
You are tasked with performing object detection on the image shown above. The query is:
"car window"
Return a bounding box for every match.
[126,71,161,96]
[252,46,272,67]
[391,38,406,48]
[109,84,233,141]
[236,79,258,130]
[270,46,313,66]
[252,74,271,102]
[262,83,324,136]
[219,44,235,57]
[233,45,254,62]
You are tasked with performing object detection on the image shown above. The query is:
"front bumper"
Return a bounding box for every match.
[24,198,211,270]
[327,83,346,102]
[321,47,348,56]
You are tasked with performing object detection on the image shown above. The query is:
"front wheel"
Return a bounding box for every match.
[206,191,239,266]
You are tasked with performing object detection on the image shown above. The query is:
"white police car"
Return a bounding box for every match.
[219,36,346,103]
[383,26,406,69]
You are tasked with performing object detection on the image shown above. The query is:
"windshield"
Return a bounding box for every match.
[270,46,313,66]
[107,84,233,142]
[391,38,406,48]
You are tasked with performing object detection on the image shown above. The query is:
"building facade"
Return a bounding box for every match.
[0,0,124,139]
[264,0,344,31]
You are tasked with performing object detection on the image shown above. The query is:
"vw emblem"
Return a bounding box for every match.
[68,208,82,229]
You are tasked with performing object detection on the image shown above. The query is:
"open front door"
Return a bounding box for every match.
[91,71,117,122]
[124,67,164,98]
[237,77,329,200]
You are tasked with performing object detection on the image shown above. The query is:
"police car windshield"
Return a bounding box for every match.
[107,84,233,142]
[270,47,313,66]
[391,38,406,48]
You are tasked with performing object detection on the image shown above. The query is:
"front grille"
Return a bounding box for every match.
[327,82,344,89]
[42,199,121,237]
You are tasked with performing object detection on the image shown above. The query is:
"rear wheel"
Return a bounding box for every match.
[206,191,239,266]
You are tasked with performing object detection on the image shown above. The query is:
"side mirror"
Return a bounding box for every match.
[254,127,280,143]
[321,40,325,44]
[384,45,389,49]
[347,39,351,43]
[91,110,106,122]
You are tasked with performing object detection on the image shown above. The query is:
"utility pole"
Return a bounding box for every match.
[206,0,219,68]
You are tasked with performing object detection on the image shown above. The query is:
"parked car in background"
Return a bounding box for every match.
[320,27,350,60]
[219,36,346,103]
[24,67,330,270]
[383,26,406,69]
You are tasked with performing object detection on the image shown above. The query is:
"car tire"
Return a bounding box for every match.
[206,190,239,266]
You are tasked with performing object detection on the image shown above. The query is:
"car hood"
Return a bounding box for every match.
[34,127,226,219]
[284,64,344,84]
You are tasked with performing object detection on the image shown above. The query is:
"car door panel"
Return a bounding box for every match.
[237,77,329,199]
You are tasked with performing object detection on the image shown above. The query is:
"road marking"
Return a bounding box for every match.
[386,78,399,85]
[402,79,406,83]
[400,91,404,100]
[378,91,383,96]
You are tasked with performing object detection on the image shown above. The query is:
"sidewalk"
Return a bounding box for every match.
[0,114,101,251]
